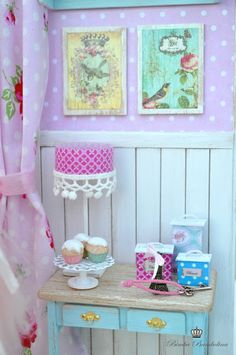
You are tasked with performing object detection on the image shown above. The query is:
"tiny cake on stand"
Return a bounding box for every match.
[62,239,84,264]
[55,237,114,290]
[53,143,116,200]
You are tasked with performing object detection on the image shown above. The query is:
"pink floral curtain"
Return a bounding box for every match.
[0,0,55,354]
[0,1,88,354]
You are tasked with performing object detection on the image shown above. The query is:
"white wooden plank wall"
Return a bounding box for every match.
[209,150,233,355]
[40,132,234,355]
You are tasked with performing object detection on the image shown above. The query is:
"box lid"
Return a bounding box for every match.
[176,251,212,263]
[135,243,174,254]
[171,215,207,227]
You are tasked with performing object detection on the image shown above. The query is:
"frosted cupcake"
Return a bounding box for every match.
[86,237,108,263]
[61,239,84,264]
[73,233,90,258]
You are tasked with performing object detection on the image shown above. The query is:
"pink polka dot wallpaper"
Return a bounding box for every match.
[41,1,235,132]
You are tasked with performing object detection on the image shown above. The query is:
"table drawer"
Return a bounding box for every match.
[127,309,186,334]
[62,304,119,330]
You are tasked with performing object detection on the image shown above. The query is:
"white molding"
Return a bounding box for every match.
[39,130,234,149]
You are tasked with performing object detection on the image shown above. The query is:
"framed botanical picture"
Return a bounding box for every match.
[63,27,127,115]
[138,24,204,115]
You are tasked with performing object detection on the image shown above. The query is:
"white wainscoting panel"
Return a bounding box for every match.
[209,149,233,355]
[39,131,234,355]
[136,148,161,355]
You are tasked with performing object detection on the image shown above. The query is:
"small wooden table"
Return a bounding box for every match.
[38,264,216,355]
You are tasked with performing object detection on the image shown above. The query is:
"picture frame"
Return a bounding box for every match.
[138,24,204,115]
[63,27,127,115]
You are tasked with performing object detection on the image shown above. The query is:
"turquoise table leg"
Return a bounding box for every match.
[186,312,208,355]
[47,302,60,355]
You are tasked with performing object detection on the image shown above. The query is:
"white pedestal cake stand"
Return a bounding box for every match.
[54,255,115,290]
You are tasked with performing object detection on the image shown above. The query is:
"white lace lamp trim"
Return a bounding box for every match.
[53,169,117,200]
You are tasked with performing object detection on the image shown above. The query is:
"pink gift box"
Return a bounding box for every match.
[135,243,174,281]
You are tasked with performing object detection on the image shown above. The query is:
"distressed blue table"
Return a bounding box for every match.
[38,264,216,355]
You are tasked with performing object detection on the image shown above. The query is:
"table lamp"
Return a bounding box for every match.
[53,142,116,233]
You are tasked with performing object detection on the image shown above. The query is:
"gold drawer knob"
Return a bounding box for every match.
[81,312,100,322]
[146,317,167,329]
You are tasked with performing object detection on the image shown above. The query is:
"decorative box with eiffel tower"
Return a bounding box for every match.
[135,242,174,281]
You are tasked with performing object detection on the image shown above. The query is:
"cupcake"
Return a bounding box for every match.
[73,233,90,258]
[86,237,108,263]
[61,239,84,264]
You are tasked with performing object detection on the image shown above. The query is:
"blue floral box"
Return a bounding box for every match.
[171,215,207,253]
[176,251,212,286]
[171,215,207,271]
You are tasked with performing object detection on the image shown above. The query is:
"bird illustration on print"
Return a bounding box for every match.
[142,83,170,109]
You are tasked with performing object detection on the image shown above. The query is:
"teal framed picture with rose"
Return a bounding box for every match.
[138,24,204,114]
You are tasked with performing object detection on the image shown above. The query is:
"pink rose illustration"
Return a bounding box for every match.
[174,231,186,243]
[180,53,198,72]
[88,47,97,57]
[14,73,23,115]
[19,312,38,352]
[5,1,16,25]
[143,100,156,109]
[2,65,23,120]
[46,218,55,249]
[89,92,98,105]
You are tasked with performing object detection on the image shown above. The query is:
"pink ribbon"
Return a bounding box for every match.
[121,279,185,296]
[145,243,165,280]
[0,170,36,196]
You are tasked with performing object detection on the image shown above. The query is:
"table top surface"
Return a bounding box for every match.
[38,264,216,312]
